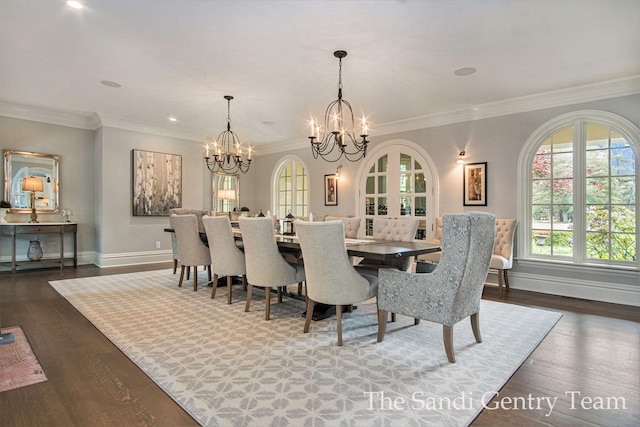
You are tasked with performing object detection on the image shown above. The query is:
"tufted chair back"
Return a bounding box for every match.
[325,216,361,239]
[489,218,517,295]
[372,218,419,242]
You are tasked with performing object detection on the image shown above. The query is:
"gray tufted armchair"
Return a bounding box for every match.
[377,212,496,363]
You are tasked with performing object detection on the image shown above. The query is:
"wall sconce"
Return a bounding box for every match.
[335,164,344,178]
[456,150,466,164]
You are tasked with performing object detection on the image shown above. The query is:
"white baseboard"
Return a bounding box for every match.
[508,271,640,307]
[96,250,173,268]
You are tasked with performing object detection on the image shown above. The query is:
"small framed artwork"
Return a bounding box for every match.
[324,174,338,206]
[132,149,182,216]
[463,162,487,206]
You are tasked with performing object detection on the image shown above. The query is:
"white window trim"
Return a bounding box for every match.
[517,110,640,269]
[271,154,309,217]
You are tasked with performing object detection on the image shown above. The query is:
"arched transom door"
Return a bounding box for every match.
[358,143,436,240]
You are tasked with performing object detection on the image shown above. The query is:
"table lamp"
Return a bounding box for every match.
[22,176,43,223]
[218,189,236,217]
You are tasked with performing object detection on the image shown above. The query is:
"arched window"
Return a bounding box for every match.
[519,111,639,267]
[272,156,309,219]
[356,140,437,240]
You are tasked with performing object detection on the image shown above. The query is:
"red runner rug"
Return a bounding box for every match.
[0,326,47,392]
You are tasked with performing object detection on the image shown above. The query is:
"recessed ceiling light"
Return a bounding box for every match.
[66,1,84,9]
[168,117,178,122]
[454,67,477,76]
[100,80,122,88]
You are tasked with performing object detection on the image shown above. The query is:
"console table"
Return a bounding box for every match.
[0,222,78,273]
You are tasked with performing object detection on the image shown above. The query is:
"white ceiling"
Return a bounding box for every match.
[1,0,639,153]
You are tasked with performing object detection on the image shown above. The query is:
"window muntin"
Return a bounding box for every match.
[526,114,638,266]
[361,148,432,239]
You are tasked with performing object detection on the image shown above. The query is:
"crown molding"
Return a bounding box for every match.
[97,114,202,142]
[2,76,638,152]
[373,75,640,137]
[0,101,97,130]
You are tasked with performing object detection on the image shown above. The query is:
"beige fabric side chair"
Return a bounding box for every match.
[171,214,212,291]
[202,215,247,304]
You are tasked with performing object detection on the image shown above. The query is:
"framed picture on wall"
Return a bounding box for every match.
[463,162,487,206]
[132,149,182,216]
[324,174,338,206]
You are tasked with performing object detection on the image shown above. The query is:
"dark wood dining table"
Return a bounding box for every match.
[164,227,440,319]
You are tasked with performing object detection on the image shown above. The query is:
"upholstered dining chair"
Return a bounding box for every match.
[171,214,212,291]
[417,216,517,296]
[355,217,420,275]
[202,215,247,304]
[377,212,496,363]
[168,208,208,275]
[239,217,305,320]
[295,220,379,346]
[490,218,517,296]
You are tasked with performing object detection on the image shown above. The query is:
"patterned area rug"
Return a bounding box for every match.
[0,326,48,392]
[50,270,561,426]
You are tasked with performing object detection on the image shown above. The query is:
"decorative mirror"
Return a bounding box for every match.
[4,150,60,213]
[213,174,239,214]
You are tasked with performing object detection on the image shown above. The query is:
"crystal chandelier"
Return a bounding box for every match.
[308,50,369,163]
[204,95,252,174]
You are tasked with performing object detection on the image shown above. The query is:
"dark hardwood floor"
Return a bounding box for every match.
[1,263,638,426]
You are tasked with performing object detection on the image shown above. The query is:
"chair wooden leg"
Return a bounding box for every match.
[414,318,420,325]
[303,298,314,333]
[298,281,303,295]
[193,266,198,291]
[227,276,233,305]
[186,266,190,280]
[336,304,343,346]
[245,284,253,312]
[277,287,283,303]
[377,309,388,342]
[208,265,212,281]
[391,313,396,322]
[504,269,511,291]
[443,325,455,363]
[211,273,219,299]
[498,269,505,296]
[242,275,247,291]
[265,287,271,320]
[471,312,482,343]
[173,259,178,274]
[178,265,185,287]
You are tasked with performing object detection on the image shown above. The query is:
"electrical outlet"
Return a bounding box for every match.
[155,241,161,249]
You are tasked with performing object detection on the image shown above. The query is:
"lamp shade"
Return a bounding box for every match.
[218,189,236,200]
[22,176,43,192]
